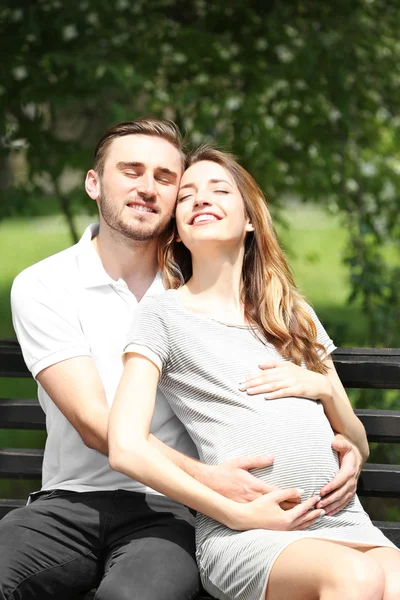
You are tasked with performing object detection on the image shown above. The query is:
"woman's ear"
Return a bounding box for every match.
[245,220,255,233]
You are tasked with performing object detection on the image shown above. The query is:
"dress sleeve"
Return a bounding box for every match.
[124,296,171,374]
[305,304,337,359]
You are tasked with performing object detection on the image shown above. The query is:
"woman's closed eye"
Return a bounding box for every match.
[177,193,193,202]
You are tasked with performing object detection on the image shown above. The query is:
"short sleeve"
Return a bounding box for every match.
[11,271,91,378]
[305,304,337,359]
[124,296,171,374]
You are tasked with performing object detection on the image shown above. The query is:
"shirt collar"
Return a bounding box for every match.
[77,223,164,293]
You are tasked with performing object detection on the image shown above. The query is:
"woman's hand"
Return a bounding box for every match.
[239,360,331,401]
[231,489,324,531]
[316,434,362,516]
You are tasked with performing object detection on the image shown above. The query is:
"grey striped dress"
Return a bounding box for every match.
[125,290,396,600]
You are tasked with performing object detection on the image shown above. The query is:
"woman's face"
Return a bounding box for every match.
[175,160,253,251]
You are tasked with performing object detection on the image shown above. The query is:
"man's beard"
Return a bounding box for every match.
[99,192,171,242]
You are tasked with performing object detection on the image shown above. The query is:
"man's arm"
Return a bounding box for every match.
[37,356,276,502]
[37,357,110,454]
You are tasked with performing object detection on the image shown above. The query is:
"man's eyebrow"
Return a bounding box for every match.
[179,178,233,191]
[116,162,178,180]
[116,161,144,170]
[157,167,179,179]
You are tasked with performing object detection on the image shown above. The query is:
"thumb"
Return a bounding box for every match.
[258,361,280,371]
[271,487,304,503]
[331,437,350,453]
[232,455,275,471]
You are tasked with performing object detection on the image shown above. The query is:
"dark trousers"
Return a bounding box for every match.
[0,489,200,600]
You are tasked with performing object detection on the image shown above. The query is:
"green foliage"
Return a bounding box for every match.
[1,0,400,343]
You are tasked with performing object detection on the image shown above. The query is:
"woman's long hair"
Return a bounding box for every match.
[158,145,327,374]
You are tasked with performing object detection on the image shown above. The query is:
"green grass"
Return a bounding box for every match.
[0,215,93,338]
[0,207,367,343]
[277,203,369,346]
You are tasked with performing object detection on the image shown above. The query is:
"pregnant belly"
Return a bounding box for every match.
[202,397,339,497]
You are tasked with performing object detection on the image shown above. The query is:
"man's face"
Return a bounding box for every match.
[93,134,182,241]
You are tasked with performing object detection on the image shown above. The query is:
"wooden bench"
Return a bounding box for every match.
[0,341,399,599]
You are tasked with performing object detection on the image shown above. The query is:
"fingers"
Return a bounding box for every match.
[292,508,325,530]
[258,361,281,371]
[331,436,351,454]
[239,362,281,390]
[320,459,356,498]
[331,432,350,448]
[230,455,275,471]
[288,495,324,530]
[280,500,301,511]
[263,387,296,400]
[239,378,283,394]
[244,381,293,396]
[272,487,304,504]
[288,493,320,518]
[317,483,356,513]
[319,471,346,497]
[318,495,352,516]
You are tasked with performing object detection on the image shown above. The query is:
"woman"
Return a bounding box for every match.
[109,146,399,600]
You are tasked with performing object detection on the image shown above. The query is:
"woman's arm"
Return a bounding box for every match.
[318,357,369,462]
[108,353,322,531]
[240,358,369,462]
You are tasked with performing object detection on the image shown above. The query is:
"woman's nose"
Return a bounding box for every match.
[194,194,211,207]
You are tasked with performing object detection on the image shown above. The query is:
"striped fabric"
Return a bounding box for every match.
[125,290,396,600]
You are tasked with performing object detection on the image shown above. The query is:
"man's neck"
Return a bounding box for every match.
[92,226,159,301]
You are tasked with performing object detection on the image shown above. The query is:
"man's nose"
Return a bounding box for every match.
[137,173,156,197]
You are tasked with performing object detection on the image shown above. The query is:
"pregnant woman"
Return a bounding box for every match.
[109,146,399,600]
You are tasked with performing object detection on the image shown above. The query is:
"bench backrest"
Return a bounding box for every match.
[0,341,399,546]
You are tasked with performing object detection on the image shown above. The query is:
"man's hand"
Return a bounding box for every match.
[202,455,299,510]
[316,434,363,516]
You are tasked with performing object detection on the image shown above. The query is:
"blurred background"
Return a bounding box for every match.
[0,0,399,517]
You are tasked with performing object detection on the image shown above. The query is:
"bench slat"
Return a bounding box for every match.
[0,343,31,378]
[372,521,400,547]
[2,343,400,388]
[333,348,400,389]
[355,409,400,443]
[0,400,399,443]
[358,464,400,497]
[0,398,46,430]
[0,448,43,478]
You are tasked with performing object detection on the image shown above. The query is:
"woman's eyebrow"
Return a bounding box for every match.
[179,178,233,191]
[179,182,196,191]
[209,178,233,187]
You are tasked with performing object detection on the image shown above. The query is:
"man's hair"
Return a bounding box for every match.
[93,118,185,176]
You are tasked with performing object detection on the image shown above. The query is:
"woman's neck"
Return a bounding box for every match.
[180,245,246,323]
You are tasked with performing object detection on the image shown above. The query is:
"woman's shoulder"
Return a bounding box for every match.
[139,288,181,315]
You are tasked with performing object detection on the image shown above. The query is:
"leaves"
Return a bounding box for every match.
[1,0,399,343]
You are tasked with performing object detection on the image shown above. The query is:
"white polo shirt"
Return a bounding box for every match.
[11,223,198,493]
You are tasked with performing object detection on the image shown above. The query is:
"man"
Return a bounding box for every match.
[1,119,362,600]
